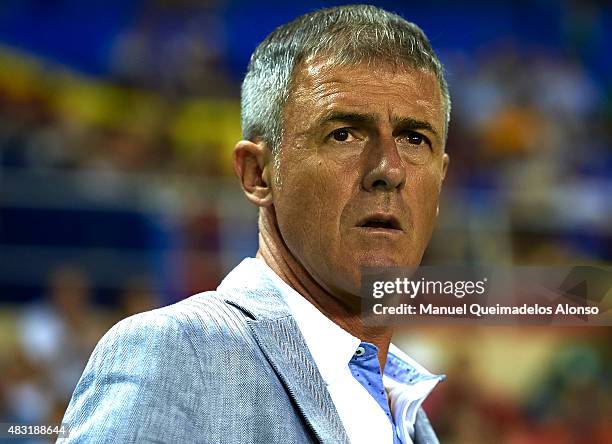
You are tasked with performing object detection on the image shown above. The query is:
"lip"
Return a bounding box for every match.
[355,213,403,232]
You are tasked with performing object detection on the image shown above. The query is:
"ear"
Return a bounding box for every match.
[441,153,450,181]
[436,153,450,217]
[233,140,274,207]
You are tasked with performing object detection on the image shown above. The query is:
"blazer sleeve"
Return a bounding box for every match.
[58,311,205,443]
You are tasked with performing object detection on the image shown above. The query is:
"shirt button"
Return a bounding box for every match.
[355,346,365,357]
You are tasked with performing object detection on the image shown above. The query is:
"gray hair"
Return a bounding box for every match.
[241,4,450,159]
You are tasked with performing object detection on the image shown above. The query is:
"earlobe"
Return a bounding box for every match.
[233,140,274,207]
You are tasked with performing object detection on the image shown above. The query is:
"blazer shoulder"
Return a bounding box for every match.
[60,291,253,443]
[99,290,255,360]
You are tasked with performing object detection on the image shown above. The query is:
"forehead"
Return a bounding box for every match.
[287,59,445,130]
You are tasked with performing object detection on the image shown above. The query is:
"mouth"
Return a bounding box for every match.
[356,214,402,232]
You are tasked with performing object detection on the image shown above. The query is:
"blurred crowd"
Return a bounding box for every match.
[423,331,612,444]
[0,0,610,442]
[0,266,158,429]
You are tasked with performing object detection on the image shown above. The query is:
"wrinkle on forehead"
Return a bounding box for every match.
[285,60,445,143]
[301,56,436,88]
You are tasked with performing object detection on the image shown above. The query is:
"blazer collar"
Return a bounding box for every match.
[218,257,294,320]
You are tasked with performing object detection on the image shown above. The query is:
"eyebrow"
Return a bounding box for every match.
[317,110,441,144]
[317,111,379,126]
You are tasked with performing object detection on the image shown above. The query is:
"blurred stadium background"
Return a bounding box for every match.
[0,1,610,443]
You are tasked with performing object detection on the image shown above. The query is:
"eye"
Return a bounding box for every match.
[398,131,431,148]
[330,128,354,142]
[408,133,424,145]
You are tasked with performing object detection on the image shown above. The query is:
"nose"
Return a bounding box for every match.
[362,136,406,192]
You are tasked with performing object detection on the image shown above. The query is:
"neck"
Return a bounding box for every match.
[256,207,394,371]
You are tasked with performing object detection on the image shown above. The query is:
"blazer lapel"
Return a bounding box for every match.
[219,259,349,444]
[249,314,440,444]
[248,316,350,444]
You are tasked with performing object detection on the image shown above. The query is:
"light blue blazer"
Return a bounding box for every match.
[59,264,440,443]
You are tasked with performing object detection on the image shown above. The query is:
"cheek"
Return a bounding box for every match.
[275,155,347,253]
[407,166,443,234]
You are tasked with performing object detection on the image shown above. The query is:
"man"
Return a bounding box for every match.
[60,5,450,443]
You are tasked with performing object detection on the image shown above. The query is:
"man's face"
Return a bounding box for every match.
[272,59,449,298]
